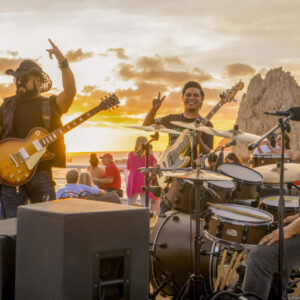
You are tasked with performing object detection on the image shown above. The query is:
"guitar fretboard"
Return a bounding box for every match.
[38,95,119,147]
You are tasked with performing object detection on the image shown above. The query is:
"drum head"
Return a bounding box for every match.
[208,203,273,223]
[219,163,263,185]
[262,195,299,208]
[207,180,235,191]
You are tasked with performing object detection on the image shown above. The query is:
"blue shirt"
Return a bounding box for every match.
[56,183,99,199]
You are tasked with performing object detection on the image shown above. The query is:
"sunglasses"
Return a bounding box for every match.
[14,75,30,85]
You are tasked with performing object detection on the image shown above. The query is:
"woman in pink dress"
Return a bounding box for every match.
[126,136,157,207]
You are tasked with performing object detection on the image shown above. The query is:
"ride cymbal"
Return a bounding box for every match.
[171,121,261,142]
[254,163,300,183]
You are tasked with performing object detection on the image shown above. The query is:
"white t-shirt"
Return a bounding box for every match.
[254,145,279,155]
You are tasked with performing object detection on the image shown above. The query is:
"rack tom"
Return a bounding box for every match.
[204,204,273,245]
[261,195,299,221]
[219,164,263,199]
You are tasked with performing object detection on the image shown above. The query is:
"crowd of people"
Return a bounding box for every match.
[0,39,299,300]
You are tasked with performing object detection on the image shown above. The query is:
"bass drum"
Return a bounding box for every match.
[150,211,247,296]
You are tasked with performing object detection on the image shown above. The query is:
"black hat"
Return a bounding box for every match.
[5,60,52,93]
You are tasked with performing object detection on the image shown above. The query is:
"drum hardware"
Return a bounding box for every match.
[251,112,296,299]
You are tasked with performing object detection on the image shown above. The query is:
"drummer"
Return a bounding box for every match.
[243,214,300,299]
[253,132,279,155]
[143,81,214,161]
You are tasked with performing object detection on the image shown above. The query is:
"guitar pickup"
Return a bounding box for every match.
[19,148,30,160]
[33,140,43,151]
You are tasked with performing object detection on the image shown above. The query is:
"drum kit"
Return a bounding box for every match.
[128,122,300,299]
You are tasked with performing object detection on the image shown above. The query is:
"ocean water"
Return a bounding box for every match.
[53,151,160,195]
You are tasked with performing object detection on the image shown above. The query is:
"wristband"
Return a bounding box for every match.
[59,58,69,69]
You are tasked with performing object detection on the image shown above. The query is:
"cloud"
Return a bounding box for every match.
[107,48,128,59]
[65,49,94,62]
[224,63,256,77]
[0,83,15,102]
[0,57,24,75]
[117,54,213,86]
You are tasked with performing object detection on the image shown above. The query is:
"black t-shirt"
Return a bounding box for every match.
[159,113,214,162]
[13,96,63,170]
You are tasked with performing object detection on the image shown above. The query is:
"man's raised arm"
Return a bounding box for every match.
[46,38,76,113]
[143,92,166,126]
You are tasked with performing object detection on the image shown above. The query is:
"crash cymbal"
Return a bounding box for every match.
[254,163,300,183]
[171,121,261,142]
[125,125,181,135]
[163,169,232,181]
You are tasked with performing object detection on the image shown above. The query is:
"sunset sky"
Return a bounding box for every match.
[1,0,300,152]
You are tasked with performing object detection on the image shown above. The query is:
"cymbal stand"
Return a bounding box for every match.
[139,131,159,212]
[177,178,208,299]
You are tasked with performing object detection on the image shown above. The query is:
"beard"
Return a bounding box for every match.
[16,84,38,100]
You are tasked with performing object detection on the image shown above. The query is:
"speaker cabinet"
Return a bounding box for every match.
[15,199,149,300]
[0,218,16,300]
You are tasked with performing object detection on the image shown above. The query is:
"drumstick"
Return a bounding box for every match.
[214,249,228,292]
[220,251,238,291]
[207,202,270,221]
[224,251,244,288]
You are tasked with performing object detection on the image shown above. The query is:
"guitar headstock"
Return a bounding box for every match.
[99,94,120,111]
[220,81,244,103]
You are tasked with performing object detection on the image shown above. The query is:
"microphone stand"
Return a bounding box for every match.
[249,115,292,299]
[139,131,159,213]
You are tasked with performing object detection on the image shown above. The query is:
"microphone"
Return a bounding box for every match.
[264,107,300,121]
[203,182,221,202]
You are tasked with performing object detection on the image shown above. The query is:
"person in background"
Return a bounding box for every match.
[87,153,105,188]
[57,169,105,199]
[79,172,98,188]
[254,133,279,154]
[99,153,123,197]
[275,133,295,161]
[126,136,157,208]
[0,39,76,219]
[225,152,244,166]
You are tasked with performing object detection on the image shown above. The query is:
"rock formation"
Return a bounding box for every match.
[233,67,300,162]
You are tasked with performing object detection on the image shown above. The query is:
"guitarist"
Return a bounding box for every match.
[0,39,76,218]
[143,81,213,163]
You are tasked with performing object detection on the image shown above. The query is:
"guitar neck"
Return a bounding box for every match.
[38,105,103,148]
[202,100,224,125]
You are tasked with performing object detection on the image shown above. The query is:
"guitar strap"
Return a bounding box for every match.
[41,97,51,130]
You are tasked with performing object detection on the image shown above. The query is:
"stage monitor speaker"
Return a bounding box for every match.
[15,198,149,300]
[0,218,17,300]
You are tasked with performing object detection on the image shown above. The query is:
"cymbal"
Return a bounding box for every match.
[253,163,300,183]
[171,121,261,142]
[163,169,232,181]
[125,125,181,135]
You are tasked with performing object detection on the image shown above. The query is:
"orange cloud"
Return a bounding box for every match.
[224,63,256,77]
[107,48,128,59]
[0,57,24,75]
[65,49,94,62]
[0,83,15,102]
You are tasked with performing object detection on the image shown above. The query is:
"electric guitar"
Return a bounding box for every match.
[0,94,119,186]
[157,82,244,189]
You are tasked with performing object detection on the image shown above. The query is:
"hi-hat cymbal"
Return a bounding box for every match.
[125,125,181,135]
[171,121,261,142]
[163,169,232,181]
[254,163,300,183]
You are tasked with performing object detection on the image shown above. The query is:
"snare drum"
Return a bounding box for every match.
[252,154,289,168]
[204,204,273,245]
[219,164,263,199]
[261,195,299,221]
